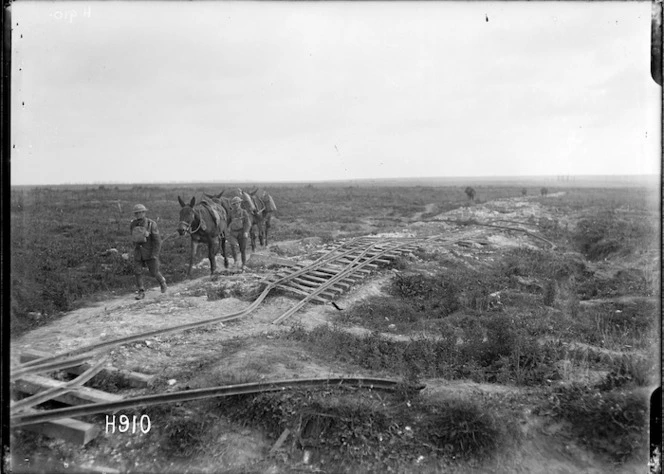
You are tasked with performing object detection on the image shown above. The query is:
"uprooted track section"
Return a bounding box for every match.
[10,235,432,430]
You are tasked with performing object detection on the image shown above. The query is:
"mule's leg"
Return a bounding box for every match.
[252,213,264,247]
[250,223,257,252]
[208,239,217,275]
[188,240,198,278]
[220,235,229,269]
[259,220,266,247]
[265,213,272,247]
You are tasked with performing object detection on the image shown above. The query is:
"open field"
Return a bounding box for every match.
[9,179,661,473]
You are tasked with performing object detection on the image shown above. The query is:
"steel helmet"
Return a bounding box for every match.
[133,204,148,213]
[231,196,242,204]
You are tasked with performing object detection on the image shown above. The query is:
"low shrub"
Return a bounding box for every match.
[137,404,217,460]
[577,268,652,299]
[335,296,426,332]
[568,302,657,349]
[285,322,559,386]
[222,388,507,466]
[547,384,648,462]
[597,354,655,390]
[421,398,501,459]
[391,268,506,314]
[543,279,556,306]
[500,247,585,282]
[573,211,658,261]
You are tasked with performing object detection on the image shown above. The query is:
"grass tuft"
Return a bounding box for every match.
[547,384,649,462]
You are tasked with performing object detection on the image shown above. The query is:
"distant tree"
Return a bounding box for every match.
[521,188,527,196]
[540,187,549,196]
[464,186,476,201]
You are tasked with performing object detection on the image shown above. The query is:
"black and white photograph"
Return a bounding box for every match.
[7,1,661,473]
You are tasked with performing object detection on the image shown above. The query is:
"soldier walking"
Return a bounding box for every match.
[130,204,167,300]
[227,196,251,271]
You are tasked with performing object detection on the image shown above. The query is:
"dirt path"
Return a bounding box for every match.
[411,202,437,221]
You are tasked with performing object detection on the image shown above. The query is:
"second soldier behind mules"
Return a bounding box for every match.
[227,196,251,271]
[130,204,167,300]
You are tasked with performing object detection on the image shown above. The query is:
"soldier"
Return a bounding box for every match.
[227,196,251,271]
[130,204,167,300]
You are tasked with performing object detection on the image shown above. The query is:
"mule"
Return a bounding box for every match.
[177,196,229,277]
[241,187,276,247]
[205,190,261,252]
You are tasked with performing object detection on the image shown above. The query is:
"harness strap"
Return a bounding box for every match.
[252,196,265,214]
[181,210,203,235]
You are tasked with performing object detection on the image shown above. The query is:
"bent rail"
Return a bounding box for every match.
[13,377,424,427]
[11,357,109,414]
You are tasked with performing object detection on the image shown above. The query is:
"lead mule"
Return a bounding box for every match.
[177,196,229,277]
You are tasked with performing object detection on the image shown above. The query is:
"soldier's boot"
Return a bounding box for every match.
[159,278,168,294]
[135,274,145,299]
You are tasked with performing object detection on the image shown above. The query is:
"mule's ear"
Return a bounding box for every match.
[215,192,223,199]
[249,188,257,196]
[190,197,196,207]
[219,190,225,196]
[178,196,186,208]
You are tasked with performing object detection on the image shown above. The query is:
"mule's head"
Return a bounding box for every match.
[177,196,197,235]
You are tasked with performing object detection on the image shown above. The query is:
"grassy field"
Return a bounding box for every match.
[10,181,604,333]
[9,180,661,473]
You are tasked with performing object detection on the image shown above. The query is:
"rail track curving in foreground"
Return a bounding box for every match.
[11,222,549,428]
[11,235,438,426]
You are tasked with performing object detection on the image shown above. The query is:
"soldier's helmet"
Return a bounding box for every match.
[231,197,242,204]
[133,204,148,213]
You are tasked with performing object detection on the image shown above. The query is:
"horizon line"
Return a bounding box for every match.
[10,173,661,187]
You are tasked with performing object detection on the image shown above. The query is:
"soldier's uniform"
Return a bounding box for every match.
[130,204,167,299]
[227,197,251,270]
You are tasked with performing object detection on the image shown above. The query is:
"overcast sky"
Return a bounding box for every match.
[11,1,661,185]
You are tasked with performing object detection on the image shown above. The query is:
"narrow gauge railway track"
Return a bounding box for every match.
[12,221,545,382]
[12,235,429,381]
[11,222,556,434]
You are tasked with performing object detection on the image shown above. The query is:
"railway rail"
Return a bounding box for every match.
[12,377,423,427]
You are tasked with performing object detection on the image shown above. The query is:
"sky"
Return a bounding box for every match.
[10,1,661,185]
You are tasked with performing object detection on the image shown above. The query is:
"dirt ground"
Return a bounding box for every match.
[9,194,657,474]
